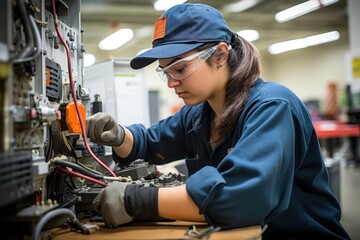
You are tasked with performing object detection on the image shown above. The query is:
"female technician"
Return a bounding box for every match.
[87,3,350,239]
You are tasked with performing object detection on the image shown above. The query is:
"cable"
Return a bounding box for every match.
[77,160,103,175]
[56,192,78,209]
[31,208,98,240]
[60,131,78,160]
[53,159,104,180]
[22,121,40,146]
[31,208,75,240]
[64,177,76,190]
[61,131,72,152]
[13,15,42,63]
[34,17,47,27]
[13,0,42,63]
[46,130,53,162]
[46,168,62,202]
[51,0,116,177]
[59,131,77,162]
[54,160,131,185]
[45,124,52,161]
[59,167,108,187]
[67,136,79,161]
[15,0,34,59]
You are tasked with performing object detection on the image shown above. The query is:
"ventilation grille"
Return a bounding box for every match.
[45,58,62,102]
[0,151,33,210]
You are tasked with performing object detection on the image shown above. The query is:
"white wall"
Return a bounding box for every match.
[261,40,349,114]
[261,41,348,100]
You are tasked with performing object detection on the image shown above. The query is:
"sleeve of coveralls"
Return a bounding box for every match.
[112,106,194,165]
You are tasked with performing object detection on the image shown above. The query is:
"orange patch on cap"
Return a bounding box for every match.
[153,17,166,41]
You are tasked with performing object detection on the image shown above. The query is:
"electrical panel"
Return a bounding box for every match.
[0,0,84,237]
[0,1,185,238]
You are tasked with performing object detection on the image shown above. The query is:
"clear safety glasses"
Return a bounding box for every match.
[156,45,218,82]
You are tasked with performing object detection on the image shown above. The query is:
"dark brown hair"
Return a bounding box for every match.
[199,33,261,143]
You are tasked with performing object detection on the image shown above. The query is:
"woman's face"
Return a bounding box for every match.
[158,45,228,106]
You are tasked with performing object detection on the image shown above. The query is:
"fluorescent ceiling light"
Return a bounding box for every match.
[84,54,96,67]
[99,28,134,51]
[237,30,260,42]
[223,0,264,13]
[268,31,340,55]
[154,0,187,11]
[275,0,339,23]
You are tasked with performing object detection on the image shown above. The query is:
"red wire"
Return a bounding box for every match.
[60,167,108,187]
[51,0,116,177]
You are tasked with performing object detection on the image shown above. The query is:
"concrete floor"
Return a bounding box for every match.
[340,164,360,239]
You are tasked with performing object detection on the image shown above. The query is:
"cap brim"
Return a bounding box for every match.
[130,43,203,69]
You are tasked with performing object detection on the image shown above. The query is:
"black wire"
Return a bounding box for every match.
[13,1,41,63]
[56,192,78,209]
[69,173,77,188]
[46,127,53,162]
[53,160,104,180]
[60,134,78,160]
[13,19,24,51]
[68,137,78,161]
[64,178,76,190]
[46,168,61,202]
[14,0,34,59]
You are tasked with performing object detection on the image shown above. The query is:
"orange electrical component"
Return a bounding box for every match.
[64,102,86,134]
[65,102,86,134]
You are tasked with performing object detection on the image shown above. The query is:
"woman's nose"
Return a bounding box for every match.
[167,77,180,88]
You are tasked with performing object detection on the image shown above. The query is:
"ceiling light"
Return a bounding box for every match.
[275,0,339,23]
[306,31,340,46]
[99,28,134,51]
[237,30,260,42]
[222,0,265,13]
[84,54,96,67]
[154,0,187,11]
[268,31,340,55]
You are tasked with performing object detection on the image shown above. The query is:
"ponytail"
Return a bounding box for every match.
[196,34,261,144]
[217,33,261,143]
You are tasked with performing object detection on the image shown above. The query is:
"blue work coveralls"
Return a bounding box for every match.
[114,78,350,239]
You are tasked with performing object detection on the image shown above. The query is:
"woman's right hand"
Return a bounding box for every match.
[86,112,125,147]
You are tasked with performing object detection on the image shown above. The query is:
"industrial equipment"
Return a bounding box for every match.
[0,1,182,239]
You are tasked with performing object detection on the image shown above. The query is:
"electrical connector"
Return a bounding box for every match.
[58,102,86,134]
[68,218,100,234]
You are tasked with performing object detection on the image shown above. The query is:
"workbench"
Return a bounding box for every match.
[313,120,360,139]
[51,220,262,240]
[313,120,360,161]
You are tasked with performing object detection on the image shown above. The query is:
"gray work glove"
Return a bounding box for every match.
[92,182,134,228]
[86,112,125,147]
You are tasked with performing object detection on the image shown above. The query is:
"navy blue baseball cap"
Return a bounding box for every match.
[130,3,233,70]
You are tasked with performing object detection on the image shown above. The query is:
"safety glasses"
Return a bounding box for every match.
[156,45,218,82]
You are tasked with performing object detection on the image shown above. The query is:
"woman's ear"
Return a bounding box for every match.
[212,43,230,66]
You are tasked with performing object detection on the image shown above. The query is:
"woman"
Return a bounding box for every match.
[87,3,350,239]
